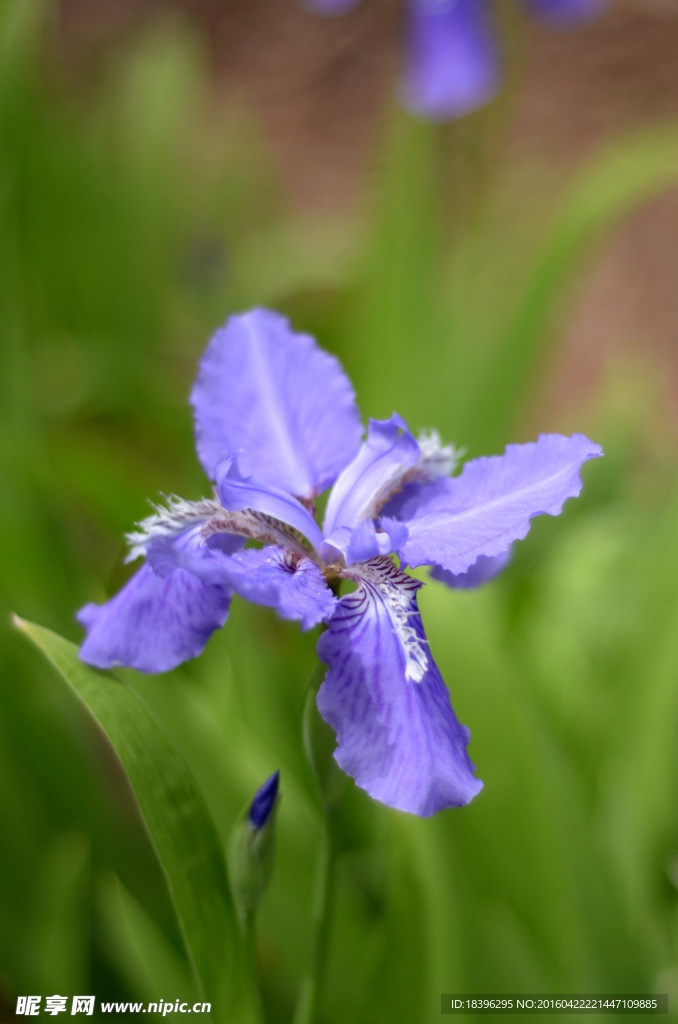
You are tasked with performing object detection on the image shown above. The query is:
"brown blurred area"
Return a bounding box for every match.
[57,0,678,419]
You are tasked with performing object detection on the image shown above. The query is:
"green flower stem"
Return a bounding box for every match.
[242,908,266,1024]
[292,805,339,1024]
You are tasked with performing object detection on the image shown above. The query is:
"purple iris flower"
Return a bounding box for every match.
[78,309,601,817]
[302,0,609,121]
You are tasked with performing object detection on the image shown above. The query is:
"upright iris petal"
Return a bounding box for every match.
[401,0,500,121]
[323,414,419,535]
[317,557,482,816]
[191,309,362,496]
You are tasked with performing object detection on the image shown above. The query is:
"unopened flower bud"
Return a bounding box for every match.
[230,771,280,915]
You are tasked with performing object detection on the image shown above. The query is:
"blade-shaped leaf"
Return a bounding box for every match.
[13,616,254,1024]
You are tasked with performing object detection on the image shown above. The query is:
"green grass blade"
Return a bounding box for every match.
[12,615,253,1024]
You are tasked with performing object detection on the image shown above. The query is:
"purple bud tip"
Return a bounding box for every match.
[248,770,280,829]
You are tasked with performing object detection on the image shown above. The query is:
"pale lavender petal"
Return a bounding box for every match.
[316,557,482,816]
[78,525,240,673]
[205,547,336,630]
[525,0,609,26]
[401,0,500,122]
[216,455,324,552]
[343,518,408,565]
[396,434,602,574]
[191,309,362,496]
[323,415,420,534]
[323,518,410,566]
[430,548,512,589]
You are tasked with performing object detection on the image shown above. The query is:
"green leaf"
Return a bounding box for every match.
[12,616,254,1024]
[97,872,198,1005]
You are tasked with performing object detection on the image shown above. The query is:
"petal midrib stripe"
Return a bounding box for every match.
[410,456,588,534]
[248,317,309,494]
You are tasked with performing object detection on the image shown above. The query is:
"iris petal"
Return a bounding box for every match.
[317,556,482,816]
[394,433,602,575]
[323,518,409,566]
[401,0,501,122]
[216,455,325,553]
[430,548,512,589]
[191,309,362,496]
[206,547,336,631]
[323,415,420,535]
[78,525,241,673]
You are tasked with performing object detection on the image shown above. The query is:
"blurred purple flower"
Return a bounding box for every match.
[78,309,601,816]
[302,0,609,121]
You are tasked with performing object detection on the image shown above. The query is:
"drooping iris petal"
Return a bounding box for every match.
[430,548,512,589]
[323,415,420,534]
[78,525,240,673]
[401,0,501,122]
[317,556,482,816]
[145,523,334,630]
[201,547,337,631]
[394,433,602,574]
[191,309,362,496]
[125,496,225,563]
[525,0,609,26]
[216,455,324,553]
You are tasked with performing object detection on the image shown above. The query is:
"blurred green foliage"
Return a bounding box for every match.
[2,1,678,1021]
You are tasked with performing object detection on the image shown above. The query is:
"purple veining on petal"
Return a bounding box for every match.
[201,507,310,558]
[323,415,420,535]
[191,308,362,495]
[401,0,501,122]
[395,433,602,575]
[216,455,324,552]
[430,547,512,589]
[204,547,336,631]
[317,556,482,816]
[78,524,241,673]
[525,0,610,27]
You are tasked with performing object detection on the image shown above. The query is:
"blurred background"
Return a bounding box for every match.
[1,0,678,1020]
